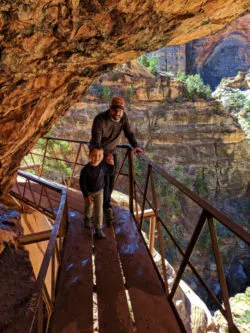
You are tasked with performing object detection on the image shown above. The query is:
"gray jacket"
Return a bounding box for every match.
[90,110,139,153]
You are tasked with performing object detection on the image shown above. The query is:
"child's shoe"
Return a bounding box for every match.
[104,208,115,225]
[84,217,92,229]
[95,228,106,239]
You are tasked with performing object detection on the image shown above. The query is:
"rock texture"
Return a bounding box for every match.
[213,71,250,138]
[214,287,250,332]
[0,195,23,253]
[0,1,250,195]
[186,14,250,90]
[0,195,36,332]
[148,14,250,90]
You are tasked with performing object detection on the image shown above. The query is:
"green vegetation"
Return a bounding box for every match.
[23,139,72,184]
[138,54,159,74]
[237,310,250,325]
[244,100,250,112]
[127,84,135,103]
[176,72,212,99]
[176,71,187,82]
[102,85,110,101]
[194,169,207,197]
[112,70,119,82]
[224,91,248,110]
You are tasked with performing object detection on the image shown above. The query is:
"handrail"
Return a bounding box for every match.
[11,170,68,332]
[138,153,250,245]
[114,145,249,333]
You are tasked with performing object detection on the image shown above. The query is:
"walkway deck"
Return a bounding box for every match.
[49,189,181,333]
[12,179,181,333]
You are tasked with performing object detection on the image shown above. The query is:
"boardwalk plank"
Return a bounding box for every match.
[50,213,93,333]
[94,226,134,333]
[114,206,181,333]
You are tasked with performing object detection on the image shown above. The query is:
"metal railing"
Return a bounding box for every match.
[22,137,250,333]
[11,170,68,333]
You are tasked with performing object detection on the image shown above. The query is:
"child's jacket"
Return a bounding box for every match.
[79,161,114,197]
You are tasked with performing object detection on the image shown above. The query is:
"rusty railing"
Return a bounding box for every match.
[11,170,68,333]
[115,147,250,333]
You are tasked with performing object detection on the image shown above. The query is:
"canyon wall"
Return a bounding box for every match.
[0,1,250,195]
[148,14,250,90]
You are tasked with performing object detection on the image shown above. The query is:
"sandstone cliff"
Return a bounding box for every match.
[0,1,250,195]
[132,14,250,90]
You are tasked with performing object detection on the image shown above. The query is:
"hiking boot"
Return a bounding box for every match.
[84,217,92,229]
[95,228,106,240]
[104,208,115,225]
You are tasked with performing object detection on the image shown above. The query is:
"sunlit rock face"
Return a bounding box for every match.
[0,0,249,195]
[147,14,250,90]
[186,14,250,90]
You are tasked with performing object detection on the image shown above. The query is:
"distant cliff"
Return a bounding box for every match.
[148,14,250,90]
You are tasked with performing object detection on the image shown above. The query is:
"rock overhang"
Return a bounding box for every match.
[0,0,249,194]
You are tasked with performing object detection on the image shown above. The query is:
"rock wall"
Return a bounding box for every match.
[0,0,249,195]
[0,196,36,332]
[186,14,250,90]
[148,14,250,90]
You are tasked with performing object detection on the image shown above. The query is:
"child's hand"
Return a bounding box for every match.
[87,195,93,204]
[106,154,114,165]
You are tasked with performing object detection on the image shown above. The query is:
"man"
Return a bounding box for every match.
[90,96,143,223]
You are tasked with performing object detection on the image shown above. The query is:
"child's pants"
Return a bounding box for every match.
[84,189,103,229]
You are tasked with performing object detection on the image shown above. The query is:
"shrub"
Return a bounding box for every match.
[244,100,250,112]
[138,54,159,74]
[102,85,110,101]
[127,84,135,102]
[176,71,187,82]
[185,74,212,99]
[224,91,247,110]
[176,72,212,99]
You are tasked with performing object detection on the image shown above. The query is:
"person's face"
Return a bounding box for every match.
[109,107,124,121]
[89,149,103,166]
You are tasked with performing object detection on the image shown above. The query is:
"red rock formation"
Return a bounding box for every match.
[191,15,250,70]
[0,0,249,194]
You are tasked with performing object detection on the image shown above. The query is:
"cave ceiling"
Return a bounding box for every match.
[0,0,249,194]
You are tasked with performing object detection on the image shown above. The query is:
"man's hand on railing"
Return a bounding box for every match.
[133,147,144,155]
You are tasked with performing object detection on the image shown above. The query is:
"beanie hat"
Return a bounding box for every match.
[110,96,125,110]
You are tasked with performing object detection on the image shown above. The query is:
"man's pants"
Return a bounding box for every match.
[103,154,117,209]
[84,189,103,229]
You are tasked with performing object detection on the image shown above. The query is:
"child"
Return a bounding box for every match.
[79,148,114,239]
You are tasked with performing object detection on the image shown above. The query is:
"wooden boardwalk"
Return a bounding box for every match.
[49,189,181,333]
[12,180,181,333]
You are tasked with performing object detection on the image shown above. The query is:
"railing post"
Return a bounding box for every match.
[37,296,43,333]
[68,143,82,188]
[39,138,49,177]
[128,148,135,215]
[51,247,56,304]
[139,164,151,230]
[150,168,169,295]
[207,215,238,332]
[170,209,208,299]
[149,215,156,254]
